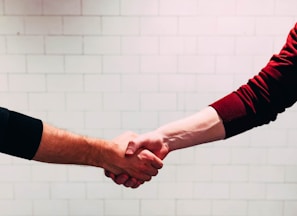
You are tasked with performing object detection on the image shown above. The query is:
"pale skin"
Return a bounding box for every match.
[106,106,226,187]
[33,123,163,187]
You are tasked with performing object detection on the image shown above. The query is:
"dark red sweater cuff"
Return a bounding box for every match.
[210,92,252,138]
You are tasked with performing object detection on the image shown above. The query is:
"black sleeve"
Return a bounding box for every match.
[0,107,43,160]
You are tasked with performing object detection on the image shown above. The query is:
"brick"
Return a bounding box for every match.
[236,0,274,15]
[31,164,67,182]
[121,0,158,15]
[141,56,178,73]
[123,183,158,199]
[122,112,158,129]
[160,0,198,15]
[255,17,293,36]
[29,93,65,111]
[267,184,297,200]
[48,111,84,129]
[195,148,231,164]
[141,200,175,216]
[9,74,46,92]
[102,17,139,35]
[194,183,229,199]
[84,36,121,54]
[284,201,297,216]
[63,16,101,35]
[0,200,32,215]
[69,200,103,216]
[176,165,212,182]
[103,56,139,74]
[268,148,297,165]
[33,200,68,216]
[159,182,193,199]
[218,17,255,35]
[0,93,28,110]
[46,36,82,54]
[122,74,158,92]
[140,17,178,35]
[121,36,159,54]
[198,0,236,15]
[25,16,62,35]
[82,0,120,15]
[159,74,197,92]
[0,183,13,199]
[231,148,267,165]
[160,36,197,55]
[65,55,102,73]
[105,200,140,215]
[176,200,211,216]
[68,166,102,182]
[51,183,86,199]
[213,165,248,182]
[43,0,80,15]
[236,36,274,55]
[7,36,44,54]
[87,183,122,199]
[230,183,266,199]
[179,17,217,35]
[248,201,283,216]
[0,55,26,73]
[4,0,42,15]
[0,16,23,35]
[47,74,83,92]
[275,0,297,16]
[179,56,215,73]
[66,93,103,111]
[213,200,247,216]
[249,166,285,183]
[15,183,50,199]
[198,36,235,55]
[85,111,121,129]
[84,75,121,92]
[141,93,177,111]
[27,55,64,73]
[0,36,4,53]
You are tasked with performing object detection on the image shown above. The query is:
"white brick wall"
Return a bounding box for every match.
[1,0,297,215]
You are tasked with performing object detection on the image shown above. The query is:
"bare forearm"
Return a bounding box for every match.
[33,123,162,181]
[157,106,226,152]
[33,123,106,168]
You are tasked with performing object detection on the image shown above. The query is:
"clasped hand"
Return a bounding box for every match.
[106,131,169,188]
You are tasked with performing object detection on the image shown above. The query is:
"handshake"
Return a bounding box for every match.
[103,130,170,189]
[33,107,224,189]
[101,107,225,188]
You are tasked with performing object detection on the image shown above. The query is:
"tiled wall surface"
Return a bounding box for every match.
[1,0,297,215]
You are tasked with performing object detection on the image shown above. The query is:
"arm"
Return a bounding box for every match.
[127,22,297,156]
[107,23,297,187]
[0,107,162,182]
[125,106,225,158]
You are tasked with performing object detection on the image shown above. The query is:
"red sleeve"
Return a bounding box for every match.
[211,23,297,138]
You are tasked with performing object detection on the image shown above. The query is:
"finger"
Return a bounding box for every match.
[114,173,130,185]
[151,155,163,169]
[131,181,144,189]
[105,170,118,184]
[124,178,138,188]
[104,170,111,177]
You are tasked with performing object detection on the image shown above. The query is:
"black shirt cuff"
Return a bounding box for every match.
[0,107,43,160]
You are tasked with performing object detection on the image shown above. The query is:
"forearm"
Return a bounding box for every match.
[33,123,108,168]
[157,106,225,152]
[33,124,162,181]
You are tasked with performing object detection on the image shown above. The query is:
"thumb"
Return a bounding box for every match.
[125,140,140,156]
